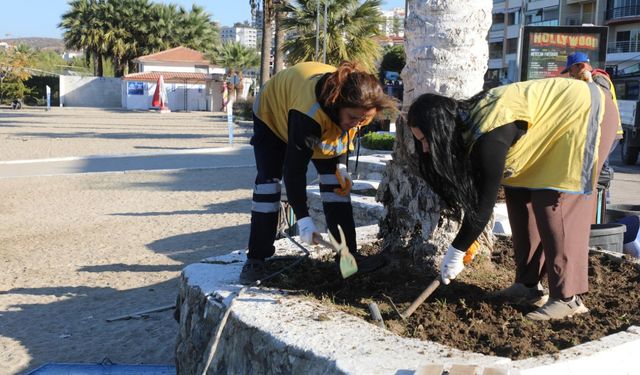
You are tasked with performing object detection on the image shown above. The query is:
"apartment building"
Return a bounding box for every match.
[381,7,406,37]
[221,23,259,50]
[488,0,640,81]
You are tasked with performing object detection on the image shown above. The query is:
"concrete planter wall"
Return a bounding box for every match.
[175,225,640,375]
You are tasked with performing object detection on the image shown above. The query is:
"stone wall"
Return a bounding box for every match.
[175,227,640,374]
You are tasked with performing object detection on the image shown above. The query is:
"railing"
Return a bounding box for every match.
[564,12,594,25]
[606,6,640,20]
[607,40,640,54]
[526,19,559,26]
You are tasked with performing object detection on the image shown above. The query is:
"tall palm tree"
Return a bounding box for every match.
[260,0,275,86]
[280,0,384,72]
[378,0,493,257]
[175,5,219,53]
[273,0,287,74]
[59,0,108,76]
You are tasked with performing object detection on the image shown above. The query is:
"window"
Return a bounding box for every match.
[507,11,520,25]
[543,7,559,21]
[489,41,504,59]
[628,81,640,100]
[506,38,519,54]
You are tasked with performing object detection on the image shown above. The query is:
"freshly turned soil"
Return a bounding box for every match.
[265,237,640,359]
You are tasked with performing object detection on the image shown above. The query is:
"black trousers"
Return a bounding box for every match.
[247,118,356,260]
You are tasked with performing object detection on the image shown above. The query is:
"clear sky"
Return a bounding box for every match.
[0,0,406,39]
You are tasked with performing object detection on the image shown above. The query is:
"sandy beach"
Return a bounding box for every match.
[0,108,255,374]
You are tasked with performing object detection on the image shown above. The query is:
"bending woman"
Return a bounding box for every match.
[242,61,396,284]
[407,77,619,320]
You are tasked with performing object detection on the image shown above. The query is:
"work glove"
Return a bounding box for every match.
[297,216,320,245]
[440,245,465,285]
[333,163,352,196]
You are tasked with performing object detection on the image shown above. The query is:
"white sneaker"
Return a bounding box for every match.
[526,295,589,321]
[492,282,549,308]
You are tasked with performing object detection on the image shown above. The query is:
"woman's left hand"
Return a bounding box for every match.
[333,164,352,196]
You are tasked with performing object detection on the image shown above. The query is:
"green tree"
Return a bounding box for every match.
[175,5,220,53]
[207,41,260,99]
[281,0,384,72]
[379,44,405,79]
[59,0,220,77]
[0,44,34,103]
[59,0,108,76]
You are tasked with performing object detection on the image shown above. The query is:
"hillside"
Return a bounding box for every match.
[0,37,65,52]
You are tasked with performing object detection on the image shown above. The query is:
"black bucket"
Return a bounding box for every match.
[589,223,626,253]
[605,204,640,223]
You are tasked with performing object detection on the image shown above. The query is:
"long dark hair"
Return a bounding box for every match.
[407,92,485,223]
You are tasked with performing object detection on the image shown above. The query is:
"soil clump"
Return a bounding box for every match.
[265,236,640,359]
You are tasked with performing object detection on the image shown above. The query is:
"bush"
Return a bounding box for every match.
[360,132,395,151]
[232,98,254,120]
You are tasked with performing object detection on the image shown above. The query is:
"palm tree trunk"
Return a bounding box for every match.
[378,0,493,258]
[273,1,286,74]
[259,0,274,86]
[96,54,104,77]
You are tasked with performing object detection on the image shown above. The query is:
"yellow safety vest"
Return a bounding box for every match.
[465,77,605,194]
[253,62,365,159]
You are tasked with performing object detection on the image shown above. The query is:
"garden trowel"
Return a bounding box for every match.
[314,225,358,279]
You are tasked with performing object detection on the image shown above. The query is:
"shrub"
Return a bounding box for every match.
[232,98,254,120]
[360,132,395,151]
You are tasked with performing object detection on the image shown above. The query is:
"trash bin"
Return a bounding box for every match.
[589,223,626,253]
[605,204,640,223]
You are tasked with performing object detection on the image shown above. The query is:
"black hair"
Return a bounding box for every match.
[406,92,486,223]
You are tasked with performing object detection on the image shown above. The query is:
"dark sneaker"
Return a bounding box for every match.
[526,295,589,320]
[239,259,266,285]
[492,282,549,307]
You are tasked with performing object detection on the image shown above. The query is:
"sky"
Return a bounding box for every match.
[0,0,406,39]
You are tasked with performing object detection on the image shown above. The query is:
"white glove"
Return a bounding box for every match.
[334,163,352,196]
[297,216,319,245]
[440,245,465,285]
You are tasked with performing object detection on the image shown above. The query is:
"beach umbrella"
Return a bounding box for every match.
[152,75,170,112]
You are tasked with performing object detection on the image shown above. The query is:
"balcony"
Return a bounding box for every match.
[564,12,594,25]
[607,40,640,54]
[526,19,560,26]
[606,6,640,22]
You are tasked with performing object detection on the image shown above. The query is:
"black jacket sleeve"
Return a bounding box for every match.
[451,122,525,250]
[284,109,322,219]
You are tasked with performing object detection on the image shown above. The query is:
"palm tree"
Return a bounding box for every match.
[207,42,260,100]
[175,5,219,53]
[260,0,275,86]
[273,0,287,74]
[280,0,384,72]
[378,0,493,258]
[59,0,108,76]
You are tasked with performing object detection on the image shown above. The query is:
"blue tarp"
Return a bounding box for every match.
[27,363,176,375]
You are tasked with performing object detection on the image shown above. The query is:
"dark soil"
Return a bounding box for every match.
[264,237,640,359]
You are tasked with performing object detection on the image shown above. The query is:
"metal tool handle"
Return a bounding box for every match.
[401,279,441,319]
[312,234,334,250]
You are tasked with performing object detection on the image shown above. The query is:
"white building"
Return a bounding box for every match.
[380,7,405,37]
[122,46,226,112]
[221,24,259,49]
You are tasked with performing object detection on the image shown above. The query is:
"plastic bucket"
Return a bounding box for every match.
[605,204,640,223]
[589,223,626,253]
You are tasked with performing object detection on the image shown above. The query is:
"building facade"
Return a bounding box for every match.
[488,0,640,82]
[221,23,259,49]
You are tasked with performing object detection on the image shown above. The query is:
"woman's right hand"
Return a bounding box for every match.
[297,216,319,245]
